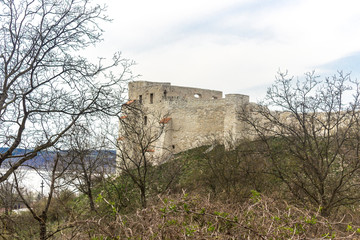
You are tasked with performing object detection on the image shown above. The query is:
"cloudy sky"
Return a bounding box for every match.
[89,0,360,102]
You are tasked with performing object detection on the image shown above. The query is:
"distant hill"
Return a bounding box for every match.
[0,148,54,167]
[0,148,116,169]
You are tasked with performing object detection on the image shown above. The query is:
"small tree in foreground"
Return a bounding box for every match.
[116,101,170,208]
[61,124,114,212]
[13,153,76,240]
[0,176,20,215]
[240,71,360,216]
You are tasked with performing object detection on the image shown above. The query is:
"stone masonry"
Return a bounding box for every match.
[118,81,254,165]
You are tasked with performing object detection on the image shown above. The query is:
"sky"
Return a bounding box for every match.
[87,0,360,102]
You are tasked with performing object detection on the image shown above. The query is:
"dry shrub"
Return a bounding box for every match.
[72,191,360,239]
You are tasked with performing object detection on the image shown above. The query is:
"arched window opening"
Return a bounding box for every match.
[194,93,202,98]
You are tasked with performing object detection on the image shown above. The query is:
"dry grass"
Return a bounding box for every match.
[71,191,360,239]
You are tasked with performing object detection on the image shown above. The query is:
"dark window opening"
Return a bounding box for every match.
[139,95,142,103]
[163,90,167,99]
[144,116,147,125]
[150,93,154,104]
[172,145,175,149]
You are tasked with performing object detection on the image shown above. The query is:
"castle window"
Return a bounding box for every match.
[194,93,202,98]
[144,116,147,125]
[139,95,142,103]
[212,96,217,99]
[163,90,167,99]
[150,93,154,104]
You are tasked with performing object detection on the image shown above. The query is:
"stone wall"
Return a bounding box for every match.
[119,81,252,164]
[129,81,223,104]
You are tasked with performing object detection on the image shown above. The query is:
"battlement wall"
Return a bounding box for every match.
[129,81,224,104]
[120,81,252,164]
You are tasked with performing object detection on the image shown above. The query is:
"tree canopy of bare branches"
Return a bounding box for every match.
[0,0,133,182]
[116,101,169,208]
[60,124,115,211]
[240,71,360,216]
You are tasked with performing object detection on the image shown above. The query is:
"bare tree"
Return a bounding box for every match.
[13,152,77,240]
[0,0,133,183]
[0,177,20,215]
[61,124,114,212]
[116,101,170,208]
[240,71,360,216]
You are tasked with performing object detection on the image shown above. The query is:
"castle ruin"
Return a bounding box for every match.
[117,81,254,165]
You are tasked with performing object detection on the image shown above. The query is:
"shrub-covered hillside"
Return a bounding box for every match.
[2,143,360,239]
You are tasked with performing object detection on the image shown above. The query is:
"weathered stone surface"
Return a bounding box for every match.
[119,81,252,160]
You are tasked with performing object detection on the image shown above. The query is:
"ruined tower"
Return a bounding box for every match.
[117,81,252,166]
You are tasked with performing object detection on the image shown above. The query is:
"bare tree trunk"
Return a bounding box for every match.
[140,186,147,209]
[39,213,47,240]
[86,181,96,212]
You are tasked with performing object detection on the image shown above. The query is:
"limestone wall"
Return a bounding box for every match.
[129,81,223,105]
[165,99,227,152]
[120,81,251,164]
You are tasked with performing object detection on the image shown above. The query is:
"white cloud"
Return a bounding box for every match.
[87,0,360,101]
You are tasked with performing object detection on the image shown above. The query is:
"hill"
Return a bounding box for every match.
[0,148,116,169]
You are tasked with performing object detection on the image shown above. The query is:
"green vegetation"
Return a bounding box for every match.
[2,143,360,239]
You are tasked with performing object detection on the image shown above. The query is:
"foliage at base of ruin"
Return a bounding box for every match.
[2,144,360,239]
